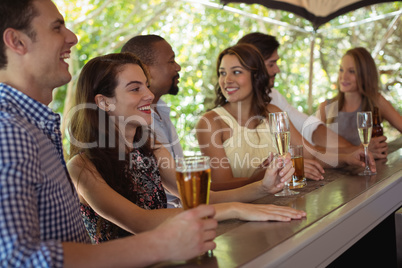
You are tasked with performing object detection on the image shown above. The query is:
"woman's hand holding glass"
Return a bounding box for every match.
[259,153,295,194]
[341,147,376,173]
[269,112,299,196]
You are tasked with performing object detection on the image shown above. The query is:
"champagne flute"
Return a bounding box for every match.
[357,112,376,176]
[269,112,299,196]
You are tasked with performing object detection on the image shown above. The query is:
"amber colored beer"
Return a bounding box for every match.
[289,145,307,189]
[371,107,383,137]
[176,167,211,210]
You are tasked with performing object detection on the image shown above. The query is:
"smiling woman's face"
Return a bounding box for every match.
[105,64,154,129]
[218,54,253,103]
[338,55,358,93]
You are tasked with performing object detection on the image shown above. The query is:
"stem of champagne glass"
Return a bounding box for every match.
[364,145,370,172]
[281,155,290,189]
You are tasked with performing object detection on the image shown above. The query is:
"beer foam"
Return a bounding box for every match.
[176,166,209,173]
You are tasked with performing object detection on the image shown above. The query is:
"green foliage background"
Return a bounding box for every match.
[52,0,402,153]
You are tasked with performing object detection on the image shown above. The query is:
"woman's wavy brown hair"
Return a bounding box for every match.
[214,43,272,119]
[335,47,380,113]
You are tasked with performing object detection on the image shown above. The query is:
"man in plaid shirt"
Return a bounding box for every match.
[0,0,217,267]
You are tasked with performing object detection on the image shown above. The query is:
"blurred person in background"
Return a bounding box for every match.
[317,47,401,156]
[238,32,388,161]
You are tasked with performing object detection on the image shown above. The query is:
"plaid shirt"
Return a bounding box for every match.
[0,83,90,267]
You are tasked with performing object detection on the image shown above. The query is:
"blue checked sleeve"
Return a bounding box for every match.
[0,120,64,267]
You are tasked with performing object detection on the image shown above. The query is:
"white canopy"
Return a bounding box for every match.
[220,0,400,29]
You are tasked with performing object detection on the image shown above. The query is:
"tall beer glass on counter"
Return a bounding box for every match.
[289,145,306,189]
[357,112,376,176]
[175,156,211,210]
[269,112,299,196]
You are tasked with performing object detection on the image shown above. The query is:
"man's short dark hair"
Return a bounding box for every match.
[0,0,39,69]
[237,32,280,60]
[121,34,165,65]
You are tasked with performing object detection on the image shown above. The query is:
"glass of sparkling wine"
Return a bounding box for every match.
[175,155,211,210]
[269,112,299,196]
[357,112,376,176]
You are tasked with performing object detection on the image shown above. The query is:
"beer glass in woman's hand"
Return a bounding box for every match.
[175,156,211,209]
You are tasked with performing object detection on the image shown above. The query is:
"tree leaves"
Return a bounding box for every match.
[53,0,402,152]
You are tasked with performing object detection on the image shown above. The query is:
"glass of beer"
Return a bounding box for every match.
[175,155,211,210]
[289,145,306,189]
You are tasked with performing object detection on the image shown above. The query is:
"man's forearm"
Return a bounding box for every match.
[312,125,357,152]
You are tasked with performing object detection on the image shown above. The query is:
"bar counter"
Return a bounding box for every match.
[155,136,402,268]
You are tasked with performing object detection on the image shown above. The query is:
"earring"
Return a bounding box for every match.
[99,101,108,111]
[108,103,116,111]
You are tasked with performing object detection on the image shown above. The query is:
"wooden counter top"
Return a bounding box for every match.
[154,136,402,267]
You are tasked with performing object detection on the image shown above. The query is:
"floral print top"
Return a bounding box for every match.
[80,148,167,244]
